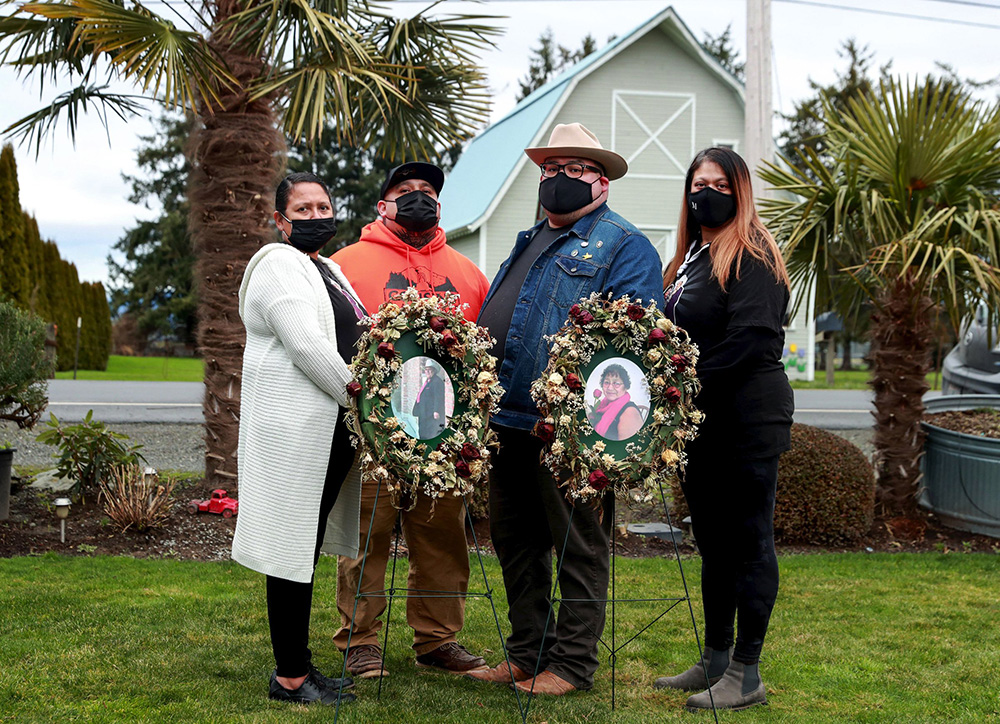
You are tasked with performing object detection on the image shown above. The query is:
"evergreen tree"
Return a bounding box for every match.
[701,24,745,81]
[0,145,29,305]
[22,212,47,319]
[107,113,197,344]
[516,29,600,101]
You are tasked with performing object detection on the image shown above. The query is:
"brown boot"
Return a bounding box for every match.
[414,642,487,674]
[465,661,530,684]
[514,670,577,696]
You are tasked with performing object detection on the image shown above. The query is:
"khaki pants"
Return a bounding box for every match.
[335,478,470,655]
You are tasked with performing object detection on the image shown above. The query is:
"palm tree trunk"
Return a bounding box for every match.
[188,0,285,485]
[868,273,933,517]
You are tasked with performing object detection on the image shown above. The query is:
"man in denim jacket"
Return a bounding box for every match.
[471,124,663,695]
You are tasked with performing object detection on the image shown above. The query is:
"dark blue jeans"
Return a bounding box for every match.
[681,444,780,665]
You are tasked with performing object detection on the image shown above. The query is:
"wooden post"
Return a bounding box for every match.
[745,0,772,199]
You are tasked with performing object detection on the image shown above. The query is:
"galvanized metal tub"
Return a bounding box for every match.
[920,395,1000,538]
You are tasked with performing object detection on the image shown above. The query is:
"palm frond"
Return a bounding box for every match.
[3,83,145,155]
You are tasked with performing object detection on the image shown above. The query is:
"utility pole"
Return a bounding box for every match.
[745,0,772,199]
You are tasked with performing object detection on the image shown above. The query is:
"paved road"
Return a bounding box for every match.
[794,389,940,429]
[45,380,203,423]
[44,380,940,428]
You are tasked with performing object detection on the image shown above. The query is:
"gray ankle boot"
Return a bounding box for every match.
[653,646,733,691]
[685,660,767,711]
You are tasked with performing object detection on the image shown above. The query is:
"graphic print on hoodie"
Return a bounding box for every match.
[330,219,490,322]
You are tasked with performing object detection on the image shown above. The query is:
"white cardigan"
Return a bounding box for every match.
[232,243,364,583]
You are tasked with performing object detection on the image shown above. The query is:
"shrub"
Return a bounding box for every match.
[669,423,875,546]
[100,465,175,532]
[0,300,55,429]
[35,411,145,500]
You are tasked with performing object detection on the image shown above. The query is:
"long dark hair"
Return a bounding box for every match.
[662,147,789,291]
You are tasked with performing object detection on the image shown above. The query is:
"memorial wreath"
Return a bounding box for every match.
[345,287,501,510]
[529,293,703,505]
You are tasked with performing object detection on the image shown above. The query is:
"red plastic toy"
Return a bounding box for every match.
[187,489,239,518]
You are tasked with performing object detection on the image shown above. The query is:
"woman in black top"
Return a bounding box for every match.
[655,148,793,711]
[588,363,644,441]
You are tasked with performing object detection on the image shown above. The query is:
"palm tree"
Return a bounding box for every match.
[760,77,1000,519]
[0,0,498,484]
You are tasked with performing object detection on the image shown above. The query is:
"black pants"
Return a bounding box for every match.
[266,413,356,678]
[681,443,780,665]
[489,425,614,690]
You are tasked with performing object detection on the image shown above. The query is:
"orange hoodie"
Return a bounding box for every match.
[330,220,489,323]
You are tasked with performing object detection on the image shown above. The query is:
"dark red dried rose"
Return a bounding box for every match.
[565,372,583,391]
[670,353,688,371]
[429,316,448,333]
[576,310,595,325]
[376,342,396,359]
[569,303,583,319]
[626,304,645,321]
[346,381,362,398]
[588,469,610,490]
[533,421,556,444]
[459,442,482,461]
[664,386,682,403]
[648,328,667,345]
[455,460,472,478]
[440,330,458,347]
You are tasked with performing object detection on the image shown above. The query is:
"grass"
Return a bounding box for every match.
[59,357,945,391]
[55,355,204,382]
[790,369,943,391]
[1,552,998,722]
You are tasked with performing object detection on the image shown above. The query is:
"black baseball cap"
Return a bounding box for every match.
[379,162,445,199]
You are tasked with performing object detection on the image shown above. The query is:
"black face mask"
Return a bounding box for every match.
[280,214,337,253]
[688,187,736,229]
[539,174,596,215]
[392,191,439,232]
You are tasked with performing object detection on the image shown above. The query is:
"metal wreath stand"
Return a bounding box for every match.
[333,482,521,721]
[519,481,718,723]
[517,299,720,721]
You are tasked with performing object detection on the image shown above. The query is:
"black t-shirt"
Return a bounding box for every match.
[311,258,367,364]
[478,223,564,361]
[666,243,793,457]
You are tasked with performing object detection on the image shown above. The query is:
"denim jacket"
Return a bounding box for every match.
[479,202,664,430]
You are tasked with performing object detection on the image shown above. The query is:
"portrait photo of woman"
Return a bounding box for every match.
[586,359,650,441]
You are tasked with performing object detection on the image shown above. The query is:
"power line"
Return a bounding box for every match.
[773,0,1000,29]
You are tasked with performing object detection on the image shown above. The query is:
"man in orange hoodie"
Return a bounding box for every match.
[331,162,490,678]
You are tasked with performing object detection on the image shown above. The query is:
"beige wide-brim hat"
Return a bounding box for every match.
[524,123,628,180]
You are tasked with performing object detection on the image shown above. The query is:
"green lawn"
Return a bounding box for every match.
[55,355,205,382]
[790,368,943,391]
[1,552,997,722]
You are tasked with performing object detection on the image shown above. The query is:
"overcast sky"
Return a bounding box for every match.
[2,0,998,286]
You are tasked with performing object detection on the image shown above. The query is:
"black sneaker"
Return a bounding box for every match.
[268,670,357,705]
[309,664,355,691]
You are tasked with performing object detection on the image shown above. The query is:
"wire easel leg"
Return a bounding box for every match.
[523,504,577,721]
[378,509,404,699]
[463,497,528,721]
[658,478,718,722]
[335,480,386,723]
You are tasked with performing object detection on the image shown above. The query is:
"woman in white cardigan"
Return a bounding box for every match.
[233,172,367,707]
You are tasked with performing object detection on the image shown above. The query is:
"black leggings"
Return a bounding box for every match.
[266,413,356,678]
[680,447,780,665]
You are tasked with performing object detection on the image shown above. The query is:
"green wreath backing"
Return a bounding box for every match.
[345,287,501,512]
[529,293,702,505]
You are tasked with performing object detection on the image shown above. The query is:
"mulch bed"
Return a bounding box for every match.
[3,474,997,562]
[924,408,1000,439]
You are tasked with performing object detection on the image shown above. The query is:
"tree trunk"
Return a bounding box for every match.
[868,274,933,517]
[839,331,853,371]
[188,0,285,485]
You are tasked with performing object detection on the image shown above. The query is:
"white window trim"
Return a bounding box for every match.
[712,138,740,152]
